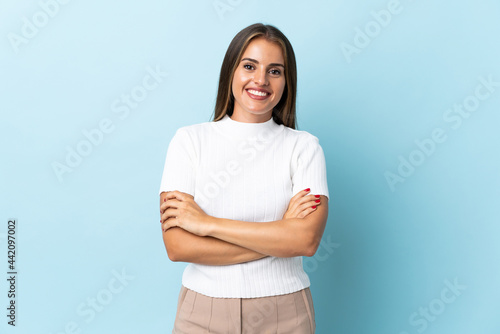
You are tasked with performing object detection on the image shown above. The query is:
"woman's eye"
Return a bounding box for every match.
[243,64,254,70]
[270,69,281,75]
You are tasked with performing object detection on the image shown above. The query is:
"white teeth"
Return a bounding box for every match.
[248,89,268,97]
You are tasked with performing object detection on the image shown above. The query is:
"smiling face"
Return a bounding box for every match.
[230,37,286,123]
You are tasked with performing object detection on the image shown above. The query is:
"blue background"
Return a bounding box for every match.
[1,0,499,333]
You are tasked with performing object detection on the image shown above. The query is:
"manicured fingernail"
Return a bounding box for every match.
[314,195,320,198]
[315,199,320,203]
[304,188,310,192]
[312,206,317,209]
[164,198,166,202]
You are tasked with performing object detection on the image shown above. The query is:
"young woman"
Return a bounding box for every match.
[159,23,329,333]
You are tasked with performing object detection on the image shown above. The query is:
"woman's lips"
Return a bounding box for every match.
[246,88,271,100]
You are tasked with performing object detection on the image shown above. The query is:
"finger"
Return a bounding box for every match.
[304,194,321,204]
[297,199,321,214]
[309,195,322,206]
[288,188,310,207]
[165,190,194,202]
[291,190,316,206]
[161,217,177,232]
[161,208,178,223]
[160,198,182,214]
[292,195,320,212]
[160,201,173,215]
[161,217,178,232]
[301,194,321,203]
[298,206,318,218]
[294,188,311,200]
[305,199,321,209]
[164,190,184,201]
[161,208,177,222]
[287,189,310,212]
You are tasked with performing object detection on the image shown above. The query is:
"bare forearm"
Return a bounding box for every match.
[159,191,327,263]
[160,191,265,265]
[206,217,321,258]
[163,227,267,265]
[204,196,329,257]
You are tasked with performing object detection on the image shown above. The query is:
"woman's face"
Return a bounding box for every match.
[231,37,286,122]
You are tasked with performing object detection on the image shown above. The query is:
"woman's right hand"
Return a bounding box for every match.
[283,188,322,219]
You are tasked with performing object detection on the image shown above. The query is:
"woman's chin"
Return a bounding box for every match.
[242,105,274,115]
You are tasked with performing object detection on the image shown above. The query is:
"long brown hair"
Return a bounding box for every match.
[211,23,297,129]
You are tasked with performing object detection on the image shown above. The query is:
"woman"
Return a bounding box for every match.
[159,23,329,333]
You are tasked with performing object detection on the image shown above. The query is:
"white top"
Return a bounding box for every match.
[159,114,329,298]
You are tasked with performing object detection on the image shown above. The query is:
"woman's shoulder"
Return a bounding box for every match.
[282,126,321,144]
[174,119,215,137]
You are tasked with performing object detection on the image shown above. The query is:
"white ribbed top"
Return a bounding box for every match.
[159,114,329,298]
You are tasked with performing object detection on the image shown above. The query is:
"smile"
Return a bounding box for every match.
[247,89,268,96]
[246,89,270,100]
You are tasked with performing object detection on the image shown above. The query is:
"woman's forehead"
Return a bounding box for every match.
[241,38,284,64]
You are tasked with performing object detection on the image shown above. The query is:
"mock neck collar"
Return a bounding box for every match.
[212,114,283,140]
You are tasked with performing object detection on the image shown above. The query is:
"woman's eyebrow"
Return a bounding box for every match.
[241,57,285,68]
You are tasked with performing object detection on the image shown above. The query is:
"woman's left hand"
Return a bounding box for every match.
[160,190,212,236]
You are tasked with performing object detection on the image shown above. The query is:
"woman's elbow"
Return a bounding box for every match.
[164,242,179,262]
[301,215,328,257]
[303,240,320,257]
[166,246,181,262]
[285,235,320,258]
[302,233,322,257]
[163,229,186,262]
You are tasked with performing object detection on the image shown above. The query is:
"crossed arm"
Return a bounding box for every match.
[159,189,328,265]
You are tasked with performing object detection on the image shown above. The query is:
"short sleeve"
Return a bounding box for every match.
[158,128,197,196]
[291,134,329,199]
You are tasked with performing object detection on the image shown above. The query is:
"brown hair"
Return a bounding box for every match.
[211,23,297,129]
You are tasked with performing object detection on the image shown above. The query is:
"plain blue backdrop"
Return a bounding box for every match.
[1,0,499,333]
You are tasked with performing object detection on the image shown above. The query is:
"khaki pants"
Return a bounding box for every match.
[173,285,316,334]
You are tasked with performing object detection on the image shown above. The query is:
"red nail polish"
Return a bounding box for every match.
[304,188,310,192]
[315,199,320,203]
[314,195,320,198]
[164,198,166,202]
[312,206,317,209]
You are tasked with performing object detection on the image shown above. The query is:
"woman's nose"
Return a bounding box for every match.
[253,68,268,85]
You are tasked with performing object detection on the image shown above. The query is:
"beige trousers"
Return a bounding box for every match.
[172,285,316,334]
